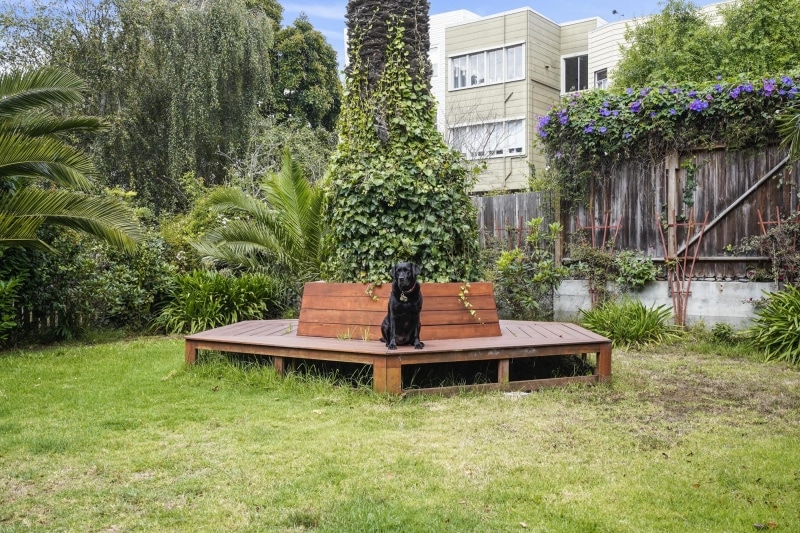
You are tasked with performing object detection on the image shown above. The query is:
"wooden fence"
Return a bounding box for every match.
[474,145,800,279]
[471,191,555,248]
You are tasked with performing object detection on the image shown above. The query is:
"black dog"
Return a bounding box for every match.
[380,262,424,350]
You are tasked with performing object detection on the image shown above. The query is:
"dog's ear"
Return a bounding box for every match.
[389,264,397,279]
[412,263,421,277]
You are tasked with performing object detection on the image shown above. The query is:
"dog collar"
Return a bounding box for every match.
[399,283,417,302]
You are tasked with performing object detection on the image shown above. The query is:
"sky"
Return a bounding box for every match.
[282,0,675,70]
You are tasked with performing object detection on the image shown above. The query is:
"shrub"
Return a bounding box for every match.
[747,285,800,365]
[493,218,568,320]
[157,270,289,334]
[579,299,681,350]
[0,229,178,343]
[614,250,659,291]
[0,277,20,344]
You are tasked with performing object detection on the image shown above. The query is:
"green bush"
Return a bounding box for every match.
[579,299,681,350]
[747,285,800,365]
[157,270,289,334]
[0,229,178,342]
[0,277,20,343]
[614,250,658,291]
[494,219,568,320]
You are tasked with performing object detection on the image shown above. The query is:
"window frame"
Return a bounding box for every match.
[449,42,525,91]
[449,118,527,160]
[562,53,589,93]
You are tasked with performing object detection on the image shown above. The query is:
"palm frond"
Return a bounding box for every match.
[1,110,105,137]
[0,132,97,190]
[0,68,87,121]
[205,186,276,221]
[193,150,325,280]
[0,188,142,253]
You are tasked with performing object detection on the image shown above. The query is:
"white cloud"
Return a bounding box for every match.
[282,3,345,20]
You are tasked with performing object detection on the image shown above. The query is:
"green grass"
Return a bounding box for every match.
[1,337,799,531]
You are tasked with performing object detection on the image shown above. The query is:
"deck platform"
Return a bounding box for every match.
[184,319,612,395]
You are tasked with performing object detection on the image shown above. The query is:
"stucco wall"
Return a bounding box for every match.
[554,280,774,328]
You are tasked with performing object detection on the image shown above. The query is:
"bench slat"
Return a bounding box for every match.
[296,282,502,339]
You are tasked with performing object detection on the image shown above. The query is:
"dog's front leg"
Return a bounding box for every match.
[387,308,398,350]
[413,313,424,349]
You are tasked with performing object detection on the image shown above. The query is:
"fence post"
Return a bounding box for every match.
[666,152,680,257]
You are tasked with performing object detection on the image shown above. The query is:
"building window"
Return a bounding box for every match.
[506,45,524,81]
[429,47,438,78]
[564,54,588,92]
[449,119,526,159]
[452,55,467,89]
[594,68,608,89]
[486,49,503,84]
[449,44,524,90]
[468,52,485,86]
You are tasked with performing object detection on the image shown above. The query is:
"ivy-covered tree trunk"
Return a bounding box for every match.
[345,0,431,97]
[322,0,481,283]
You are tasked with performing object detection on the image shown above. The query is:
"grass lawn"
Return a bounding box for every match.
[1,335,799,532]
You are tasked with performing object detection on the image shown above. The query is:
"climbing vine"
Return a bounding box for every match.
[321,22,481,283]
[536,73,800,205]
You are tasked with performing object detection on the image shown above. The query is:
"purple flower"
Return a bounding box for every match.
[729,87,742,99]
[624,131,632,139]
[599,107,612,117]
[688,90,697,97]
[763,78,776,95]
[630,100,642,113]
[555,151,562,158]
[713,84,723,92]
[743,83,754,93]
[640,88,650,96]
[626,87,634,95]
[705,93,713,101]
[689,99,709,112]
[599,126,607,133]
[670,88,682,94]
[650,111,657,118]
[537,115,550,137]
[782,76,793,85]
[669,108,677,115]
[716,75,722,80]
[583,125,594,133]
[612,110,619,117]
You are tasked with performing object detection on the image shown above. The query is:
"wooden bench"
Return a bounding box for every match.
[296,281,502,341]
[184,282,612,394]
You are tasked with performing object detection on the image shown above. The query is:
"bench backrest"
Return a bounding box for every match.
[296,282,501,340]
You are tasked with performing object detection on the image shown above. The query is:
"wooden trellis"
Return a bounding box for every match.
[575,211,623,252]
[576,211,623,306]
[657,209,709,328]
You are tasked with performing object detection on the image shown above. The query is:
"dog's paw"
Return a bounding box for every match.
[414,341,424,350]
[387,341,397,350]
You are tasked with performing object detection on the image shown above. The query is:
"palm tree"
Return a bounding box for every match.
[345,0,432,96]
[0,67,141,252]
[192,149,325,281]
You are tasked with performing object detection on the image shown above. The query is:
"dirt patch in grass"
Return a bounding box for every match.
[618,346,800,427]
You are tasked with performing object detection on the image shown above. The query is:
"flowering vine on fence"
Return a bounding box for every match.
[536,72,800,203]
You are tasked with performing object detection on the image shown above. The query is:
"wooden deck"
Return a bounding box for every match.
[185,319,612,395]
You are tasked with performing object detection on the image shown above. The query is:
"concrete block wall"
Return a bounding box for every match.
[554,280,776,329]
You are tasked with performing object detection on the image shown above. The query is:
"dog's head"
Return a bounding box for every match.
[390,262,420,291]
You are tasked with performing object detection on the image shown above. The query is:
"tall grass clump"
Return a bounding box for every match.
[579,298,681,349]
[157,270,289,334]
[747,284,800,365]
